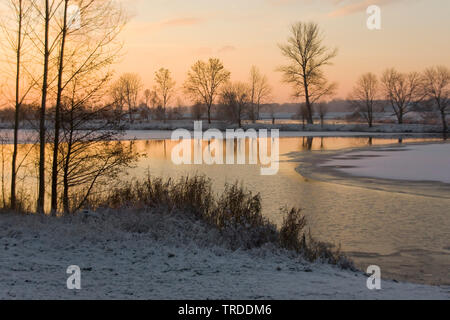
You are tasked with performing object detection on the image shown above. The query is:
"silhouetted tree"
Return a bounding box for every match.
[59,71,137,213]
[221,82,250,127]
[111,73,142,123]
[381,68,421,124]
[0,0,35,210]
[421,66,449,135]
[349,73,380,127]
[184,58,230,124]
[249,66,272,122]
[49,0,127,212]
[154,68,176,123]
[278,22,337,124]
[316,102,328,128]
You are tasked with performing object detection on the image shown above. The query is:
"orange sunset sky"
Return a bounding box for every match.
[2,0,446,106]
[115,0,450,104]
[113,0,450,104]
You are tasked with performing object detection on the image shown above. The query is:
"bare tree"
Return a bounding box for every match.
[221,82,250,128]
[349,72,379,127]
[154,68,176,123]
[35,0,52,213]
[249,66,259,123]
[316,102,328,128]
[298,104,308,129]
[278,22,337,124]
[28,0,67,212]
[49,0,127,212]
[141,89,153,120]
[249,66,272,123]
[59,71,137,213]
[421,66,450,135]
[184,58,230,124]
[191,102,205,120]
[143,89,151,108]
[50,0,69,213]
[381,68,422,124]
[0,0,35,209]
[144,89,160,118]
[267,103,278,125]
[111,73,142,124]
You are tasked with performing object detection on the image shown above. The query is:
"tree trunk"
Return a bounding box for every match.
[51,0,69,214]
[63,160,70,213]
[303,77,313,124]
[163,99,166,123]
[38,0,50,214]
[63,108,74,214]
[238,106,242,128]
[257,102,261,121]
[251,103,256,124]
[441,109,448,138]
[207,105,211,124]
[11,0,23,210]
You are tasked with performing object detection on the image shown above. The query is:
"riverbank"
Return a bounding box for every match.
[120,121,448,134]
[0,120,447,135]
[0,128,444,145]
[0,210,448,300]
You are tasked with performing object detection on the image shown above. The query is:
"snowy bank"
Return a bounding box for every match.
[0,210,448,300]
[0,127,441,146]
[321,143,450,184]
[1,120,447,136]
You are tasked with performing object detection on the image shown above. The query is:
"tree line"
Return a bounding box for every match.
[0,0,135,213]
[278,22,449,131]
[110,60,273,126]
[349,67,449,131]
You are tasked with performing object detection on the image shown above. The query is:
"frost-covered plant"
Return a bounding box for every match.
[84,174,353,269]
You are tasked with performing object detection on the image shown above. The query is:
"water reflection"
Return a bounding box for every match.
[132,136,442,161]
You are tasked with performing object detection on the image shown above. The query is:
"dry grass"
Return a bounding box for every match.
[85,174,354,269]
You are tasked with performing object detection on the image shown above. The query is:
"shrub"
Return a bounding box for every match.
[84,174,353,269]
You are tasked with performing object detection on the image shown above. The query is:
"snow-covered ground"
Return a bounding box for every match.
[0,120,447,140]
[321,143,450,184]
[0,210,448,300]
[122,130,439,141]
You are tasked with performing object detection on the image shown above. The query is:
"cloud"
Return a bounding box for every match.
[218,45,237,53]
[192,45,237,56]
[328,0,407,17]
[267,0,409,17]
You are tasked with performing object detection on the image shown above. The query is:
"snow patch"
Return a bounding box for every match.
[322,143,450,184]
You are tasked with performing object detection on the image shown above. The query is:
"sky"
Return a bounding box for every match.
[116,0,450,103]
